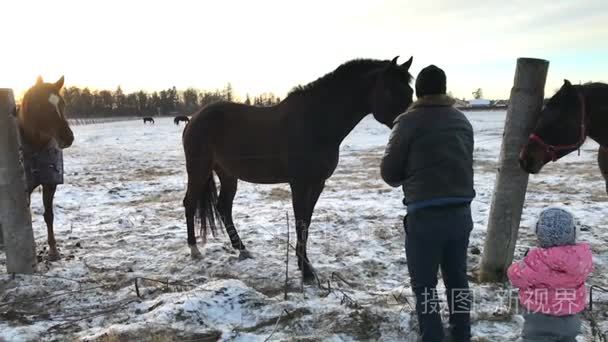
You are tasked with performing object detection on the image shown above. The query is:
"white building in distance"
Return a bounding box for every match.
[468,99,491,108]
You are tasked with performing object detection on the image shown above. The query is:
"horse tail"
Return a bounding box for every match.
[183,111,222,245]
[196,173,221,241]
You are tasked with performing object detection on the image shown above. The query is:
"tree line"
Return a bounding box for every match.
[60,83,281,118]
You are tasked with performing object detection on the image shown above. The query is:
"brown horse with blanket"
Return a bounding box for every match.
[17,76,74,260]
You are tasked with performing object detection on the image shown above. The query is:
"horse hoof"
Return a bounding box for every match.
[47,251,61,261]
[302,265,315,283]
[239,250,253,260]
[302,271,315,284]
[190,245,203,259]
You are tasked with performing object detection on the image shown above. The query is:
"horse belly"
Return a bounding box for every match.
[216,152,289,184]
[287,147,339,181]
[213,119,288,183]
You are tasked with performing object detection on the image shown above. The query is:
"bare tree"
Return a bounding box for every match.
[472,88,483,99]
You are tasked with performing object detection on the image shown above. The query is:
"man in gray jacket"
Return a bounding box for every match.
[381,65,475,342]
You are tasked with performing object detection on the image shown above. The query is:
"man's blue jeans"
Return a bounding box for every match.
[405,204,473,342]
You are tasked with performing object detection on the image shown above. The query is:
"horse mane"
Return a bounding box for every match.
[287,59,412,97]
[18,87,34,119]
[581,82,608,90]
[548,82,608,106]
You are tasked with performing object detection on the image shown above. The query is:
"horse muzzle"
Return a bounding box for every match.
[58,131,74,149]
[519,143,547,174]
[519,157,540,174]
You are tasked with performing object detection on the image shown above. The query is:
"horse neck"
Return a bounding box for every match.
[17,109,51,149]
[287,83,372,146]
[584,84,608,147]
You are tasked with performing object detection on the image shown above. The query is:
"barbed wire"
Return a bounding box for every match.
[0,284,107,309]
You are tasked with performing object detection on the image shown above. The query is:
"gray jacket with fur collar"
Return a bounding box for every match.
[381,95,475,205]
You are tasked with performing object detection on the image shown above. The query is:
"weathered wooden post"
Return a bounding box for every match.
[0,88,37,273]
[479,58,549,282]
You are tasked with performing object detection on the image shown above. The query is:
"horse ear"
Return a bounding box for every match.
[563,79,572,86]
[55,76,65,90]
[401,56,413,70]
[36,76,44,85]
[390,56,399,65]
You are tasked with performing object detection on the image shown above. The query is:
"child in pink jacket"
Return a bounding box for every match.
[508,207,593,342]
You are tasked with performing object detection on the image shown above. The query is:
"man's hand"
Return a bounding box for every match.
[380,120,410,187]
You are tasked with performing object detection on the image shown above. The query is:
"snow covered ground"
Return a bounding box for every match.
[1,112,608,341]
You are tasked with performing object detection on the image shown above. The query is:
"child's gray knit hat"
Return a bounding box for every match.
[535,206,577,248]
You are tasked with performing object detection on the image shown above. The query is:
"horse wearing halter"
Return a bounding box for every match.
[528,92,588,162]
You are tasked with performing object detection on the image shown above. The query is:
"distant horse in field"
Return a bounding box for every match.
[182,56,414,281]
[17,76,74,260]
[174,115,190,125]
[143,117,155,124]
[520,80,608,192]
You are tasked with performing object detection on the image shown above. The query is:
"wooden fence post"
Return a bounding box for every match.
[478,58,549,283]
[0,88,37,273]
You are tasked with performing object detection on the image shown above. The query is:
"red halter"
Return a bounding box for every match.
[528,92,587,162]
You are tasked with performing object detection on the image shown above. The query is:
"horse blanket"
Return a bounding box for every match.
[21,141,64,192]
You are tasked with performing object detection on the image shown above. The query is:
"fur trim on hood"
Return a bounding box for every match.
[393,95,456,123]
[408,94,455,111]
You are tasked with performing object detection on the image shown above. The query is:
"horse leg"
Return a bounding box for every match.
[183,168,212,259]
[290,183,310,274]
[305,180,325,271]
[599,146,608,194]
[290,181,325,282]
[216,172,250,259]
[43,184,60,261]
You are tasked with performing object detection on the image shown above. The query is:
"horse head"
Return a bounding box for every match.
[19,76,74,149]
[519,79,587,174]
[369,56,414,128]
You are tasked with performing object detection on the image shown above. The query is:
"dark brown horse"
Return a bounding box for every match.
[182,56,414,281]
[520,80,608,191]
[17,76,74,260]
[174,115,190,125]
[143,117,155,124]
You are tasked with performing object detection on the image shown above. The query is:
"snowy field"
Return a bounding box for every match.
[1,112,608,341]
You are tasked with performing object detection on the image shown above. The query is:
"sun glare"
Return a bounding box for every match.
[1,0,606,100]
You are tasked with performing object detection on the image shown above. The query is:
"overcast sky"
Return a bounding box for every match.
[3,0,607,100]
